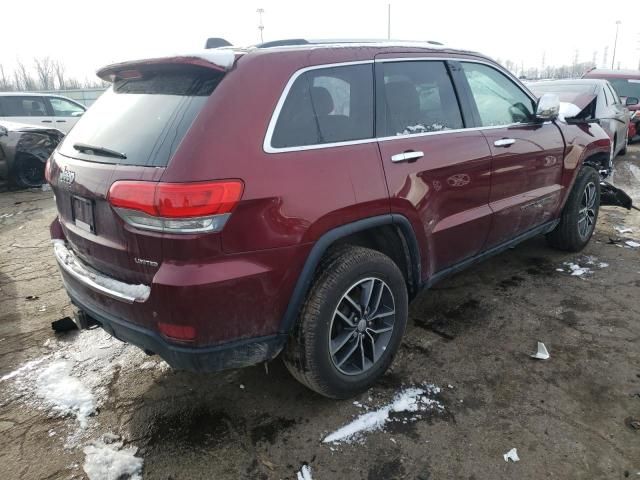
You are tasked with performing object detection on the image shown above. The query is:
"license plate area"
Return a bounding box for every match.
[71,196,96,234]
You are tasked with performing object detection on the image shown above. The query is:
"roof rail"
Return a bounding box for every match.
[204,38,233,49]
[254,38,445,49]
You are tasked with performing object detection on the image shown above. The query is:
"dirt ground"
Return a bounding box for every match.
[1,147,639,480]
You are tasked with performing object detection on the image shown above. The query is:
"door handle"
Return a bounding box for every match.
[391,151,424,163]
[494,138,516,147]
[56,120,66,123]
[41,120,52,123]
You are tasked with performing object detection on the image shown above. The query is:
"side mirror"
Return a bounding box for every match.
[535,93,560,121]
[71,111,84,117]
[625,96,639,106]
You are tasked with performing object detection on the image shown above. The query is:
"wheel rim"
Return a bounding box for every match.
[328,277,396,376]
[577,181,597,239]
[18,159,44,187]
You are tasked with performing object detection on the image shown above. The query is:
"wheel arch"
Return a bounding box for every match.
[278,214,421,334]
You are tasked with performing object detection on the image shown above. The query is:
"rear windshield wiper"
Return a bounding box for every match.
[73,143,127,160]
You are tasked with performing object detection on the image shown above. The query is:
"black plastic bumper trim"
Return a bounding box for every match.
[67,292,286,373]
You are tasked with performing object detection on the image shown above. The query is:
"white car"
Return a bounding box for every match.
[0,92,86,134]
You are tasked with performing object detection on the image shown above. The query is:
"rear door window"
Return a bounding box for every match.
[58,67,224,166]
[461,63,535,126]
[0,96,48,116]
[270,64,374,149]
[379,60,463,136]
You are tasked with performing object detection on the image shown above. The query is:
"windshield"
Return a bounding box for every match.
[58,66,223,166]
[608,78,640,99]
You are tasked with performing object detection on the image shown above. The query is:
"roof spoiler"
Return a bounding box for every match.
[205,38,233,49]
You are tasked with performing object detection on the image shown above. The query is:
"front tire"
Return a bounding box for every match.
[546,166,600,252]
[283,246,408,399]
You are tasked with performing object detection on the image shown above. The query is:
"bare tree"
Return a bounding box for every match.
[34,56,55,89]
[53,60,66,90]
[14,60,37,91]
[0,64,14,91]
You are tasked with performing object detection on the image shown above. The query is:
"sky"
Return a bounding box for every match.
[0,0,637,82]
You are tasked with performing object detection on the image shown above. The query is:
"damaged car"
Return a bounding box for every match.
[0,121,64,188]
[528,79,634,167]
[46,40,638,399]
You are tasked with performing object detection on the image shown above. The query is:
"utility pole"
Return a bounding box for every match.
[387,3,391,40]
[257,8,265,44]
[611,20,621,69]
[603,46,609,69]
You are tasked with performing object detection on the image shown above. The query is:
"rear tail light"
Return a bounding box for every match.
[108,180,243,234]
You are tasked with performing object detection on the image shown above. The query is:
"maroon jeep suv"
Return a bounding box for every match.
[47,40,613,398]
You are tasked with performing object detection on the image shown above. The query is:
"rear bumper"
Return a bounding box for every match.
[68,288,286,372]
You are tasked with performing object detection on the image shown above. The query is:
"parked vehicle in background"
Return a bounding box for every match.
[48,40,617,399]
[0,93,85,134]
[0,121,64,188]
[583,68,640,141]
[528,79,633,164]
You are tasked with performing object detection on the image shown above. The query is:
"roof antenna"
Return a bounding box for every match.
[204,38,232,49]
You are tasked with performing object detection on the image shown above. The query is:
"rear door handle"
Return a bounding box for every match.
[494,138,516,147]
[56,120,66,123]
[41,120,52,123]
[391,151,424,163]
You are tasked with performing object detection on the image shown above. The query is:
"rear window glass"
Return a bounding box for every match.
[608,78,640,99]
[528,83,596,96]
[270,64,374,149]
[58,67,223,166]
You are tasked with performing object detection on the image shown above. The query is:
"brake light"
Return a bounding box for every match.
[108,180,243,233]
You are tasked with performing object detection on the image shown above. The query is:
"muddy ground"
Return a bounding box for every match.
[1,147,639,480]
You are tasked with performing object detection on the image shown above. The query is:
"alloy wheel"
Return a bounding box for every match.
[577,181,597,239]
[328,277,396,376]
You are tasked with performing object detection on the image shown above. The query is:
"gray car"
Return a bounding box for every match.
[0,121,64,188]
[527,79,633,162]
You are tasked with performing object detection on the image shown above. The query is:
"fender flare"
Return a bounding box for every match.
[278,213,421,334]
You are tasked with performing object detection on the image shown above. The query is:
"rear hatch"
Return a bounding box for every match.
[50,60,228,284]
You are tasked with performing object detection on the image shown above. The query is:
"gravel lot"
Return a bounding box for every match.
[1,147,639,480]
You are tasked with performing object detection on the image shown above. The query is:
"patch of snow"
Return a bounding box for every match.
[0,358,45,382]
[503,448,520,462]
[598,262,609,268]
[563,262,592,277]
[1,329,151,445]
[36,361,96,428]
[83,436,143,480]
[296,464,313,480]
[323,385,443,444]
[615,226,633,234]
[625,240,640,248]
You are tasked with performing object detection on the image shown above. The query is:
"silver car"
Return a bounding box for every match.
[527,79,633,161]
[0,92,86,134]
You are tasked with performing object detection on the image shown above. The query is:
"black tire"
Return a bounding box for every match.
[283,246,408,399]
[12,155,45,188]
[546,166,600,252]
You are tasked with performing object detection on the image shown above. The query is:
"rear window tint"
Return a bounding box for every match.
[270,64,374,149]
[58,67,223,166]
